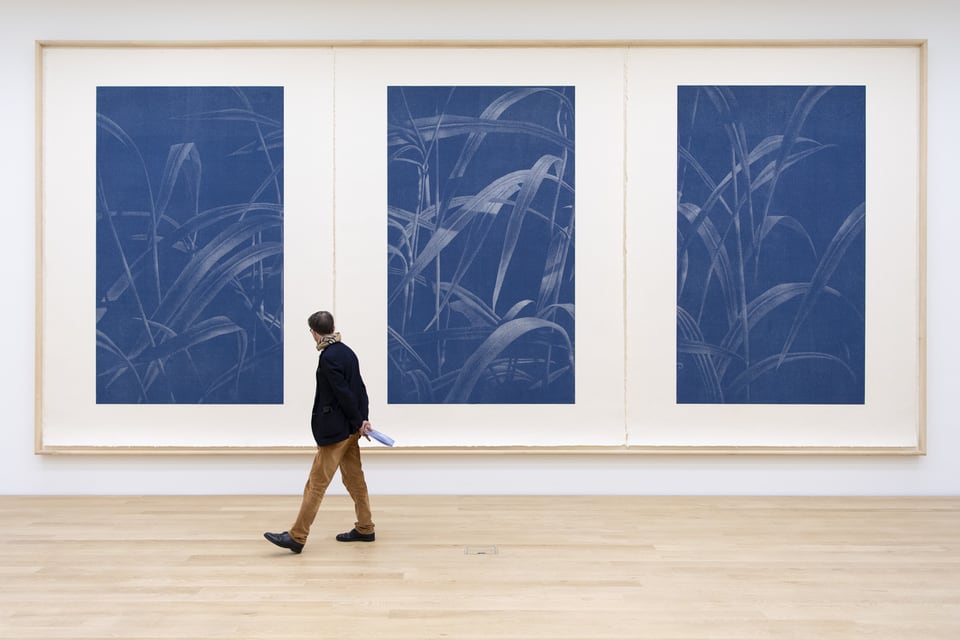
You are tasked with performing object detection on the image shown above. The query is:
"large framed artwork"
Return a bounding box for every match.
[626,45,925,452]
[36,42,924,453]
[38,45,336,450]
[334,48,625,448]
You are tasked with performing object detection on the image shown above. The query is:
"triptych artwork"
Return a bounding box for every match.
[38,44,923,451]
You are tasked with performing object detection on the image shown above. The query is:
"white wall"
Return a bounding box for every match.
[2,0,958,495]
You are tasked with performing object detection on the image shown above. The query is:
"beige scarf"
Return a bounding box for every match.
[315,331,342,352]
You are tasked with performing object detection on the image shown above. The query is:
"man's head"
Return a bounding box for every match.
[308,310,335,335]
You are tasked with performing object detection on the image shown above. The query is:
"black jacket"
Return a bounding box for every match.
[311,342,369,446]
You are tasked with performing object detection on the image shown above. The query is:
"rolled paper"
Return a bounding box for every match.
[367,429,394,447]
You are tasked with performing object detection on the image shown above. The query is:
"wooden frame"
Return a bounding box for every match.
[36,40,926,454]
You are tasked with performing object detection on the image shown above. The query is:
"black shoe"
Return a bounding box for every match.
[264,531,304,553]
[336,528,375,542]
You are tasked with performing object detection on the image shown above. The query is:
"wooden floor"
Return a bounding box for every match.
[1,496,958,639]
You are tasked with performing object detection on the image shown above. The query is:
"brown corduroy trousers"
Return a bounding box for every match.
[288,433,374,544]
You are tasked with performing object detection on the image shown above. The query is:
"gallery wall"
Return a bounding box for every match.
[2,0,958,495]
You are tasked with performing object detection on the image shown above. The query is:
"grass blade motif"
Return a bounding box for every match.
[493,154,564,311]
[715,282,849,380]
[778,203,865,365]
[388,86,575,404]
[678,202,737,326]
[537,222,573,313]
[155,143,201,224]
[96,86,284,404]
[96,330,148,401]
[388,171,525,304]
[138,316,246,363]
[391,115,574,154]
[154,216,282,329]
[175,241,283,330]
[444,317,572,403]
[436,282,499,328]
[677,85,864,404]
[727,352,857,399]
[676,306,723,402]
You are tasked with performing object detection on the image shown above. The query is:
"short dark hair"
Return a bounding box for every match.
[308,311,335,335]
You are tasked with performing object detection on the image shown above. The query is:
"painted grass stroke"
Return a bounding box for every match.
[388,86,575,404]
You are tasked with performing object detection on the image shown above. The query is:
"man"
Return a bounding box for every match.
[264,310,376,554]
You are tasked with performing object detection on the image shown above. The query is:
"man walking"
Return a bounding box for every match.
[264,310,375,553]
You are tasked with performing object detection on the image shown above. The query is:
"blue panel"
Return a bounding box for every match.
[96,86,284,404]
[387,86,575,404]
[676,86,865,404]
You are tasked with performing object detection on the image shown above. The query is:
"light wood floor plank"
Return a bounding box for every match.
[1,496,958,639]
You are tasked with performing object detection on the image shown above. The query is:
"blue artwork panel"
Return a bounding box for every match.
[387,86,575,404]
[676,85,865,404]
[96,86,284,404]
